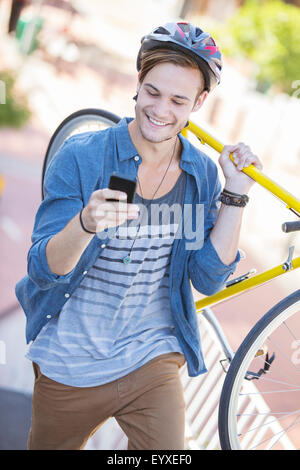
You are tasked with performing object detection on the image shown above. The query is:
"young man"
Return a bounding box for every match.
[15,22,262,450]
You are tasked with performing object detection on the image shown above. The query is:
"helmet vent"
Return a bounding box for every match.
[155,27,170,35]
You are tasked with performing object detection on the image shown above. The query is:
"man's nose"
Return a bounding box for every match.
[152,99,170,121]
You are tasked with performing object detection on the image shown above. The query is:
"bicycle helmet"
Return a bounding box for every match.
[137,22,222,92]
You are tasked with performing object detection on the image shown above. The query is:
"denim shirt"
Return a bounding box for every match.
[15,117,240,377]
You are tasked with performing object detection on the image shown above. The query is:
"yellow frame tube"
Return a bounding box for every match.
[181,121,300,311]
[195,255,300,312]
[184,121,300,214]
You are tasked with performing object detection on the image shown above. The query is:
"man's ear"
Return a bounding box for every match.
[192,90,208,113]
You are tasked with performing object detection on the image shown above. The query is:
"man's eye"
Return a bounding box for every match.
[173,101,183,106]
[147,90,158,97]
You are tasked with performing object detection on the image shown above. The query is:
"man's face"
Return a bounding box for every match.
[135,62,207,143]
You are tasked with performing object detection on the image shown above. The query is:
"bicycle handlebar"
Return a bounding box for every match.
[282,221,300,233]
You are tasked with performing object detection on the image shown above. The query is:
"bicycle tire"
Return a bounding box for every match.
[41,108,121,200]
[218,289,300,450]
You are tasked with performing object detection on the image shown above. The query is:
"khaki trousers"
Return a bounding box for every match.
[28,352,186,450]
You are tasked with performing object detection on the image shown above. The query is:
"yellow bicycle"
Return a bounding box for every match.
[42,109,300,450]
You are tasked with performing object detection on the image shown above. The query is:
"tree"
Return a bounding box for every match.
[0,70,31,127]
[212,0,300,95]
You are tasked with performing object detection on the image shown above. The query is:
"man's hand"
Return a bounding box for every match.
[81,189,140,234]
[218,143,263,194]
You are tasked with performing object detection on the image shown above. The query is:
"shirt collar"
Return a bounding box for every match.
[115,117,140,161]
[115,117,196,166]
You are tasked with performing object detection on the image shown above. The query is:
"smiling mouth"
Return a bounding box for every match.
[146,114,170,127]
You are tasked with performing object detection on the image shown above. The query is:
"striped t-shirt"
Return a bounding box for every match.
[26,171,187,387]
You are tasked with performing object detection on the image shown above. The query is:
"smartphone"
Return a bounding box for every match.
[107,173,137,203]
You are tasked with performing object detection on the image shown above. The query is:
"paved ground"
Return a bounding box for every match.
[0,388,32,450]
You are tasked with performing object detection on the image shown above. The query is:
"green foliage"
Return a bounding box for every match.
[0,70,31,127]
[211,0,300,95]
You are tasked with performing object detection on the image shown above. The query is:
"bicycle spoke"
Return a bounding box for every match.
[247,340,300,386]
[267,336,300,372]
[248,376,300,388]
[268,413,300,450]
[283,320,299,342]
[249,413,300,450]
[219,291,300,450]
[237,409,300,417]
[238,409,300,437]
[247,353,300,387]
[239,388,300,396]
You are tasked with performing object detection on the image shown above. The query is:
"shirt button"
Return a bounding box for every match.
[83,270,88,275]
[46,315,52,319]
[64,293,70,298]
[101,243,106,248]
[134,155,139,161]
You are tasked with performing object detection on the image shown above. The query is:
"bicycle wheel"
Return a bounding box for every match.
[218,289,300,450]
[41,108,121,200]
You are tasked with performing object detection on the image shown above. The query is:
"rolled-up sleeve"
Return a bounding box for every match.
[27,235,76,290]
[188,169,241,295]
[188,236,240,295]
[27,138,83,290]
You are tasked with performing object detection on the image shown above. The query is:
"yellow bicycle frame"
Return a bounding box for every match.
[181,121,300,312]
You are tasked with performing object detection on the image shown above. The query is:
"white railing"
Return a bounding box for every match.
[180,314,296,450]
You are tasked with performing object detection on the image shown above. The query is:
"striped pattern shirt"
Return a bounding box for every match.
[26,171,186,387]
